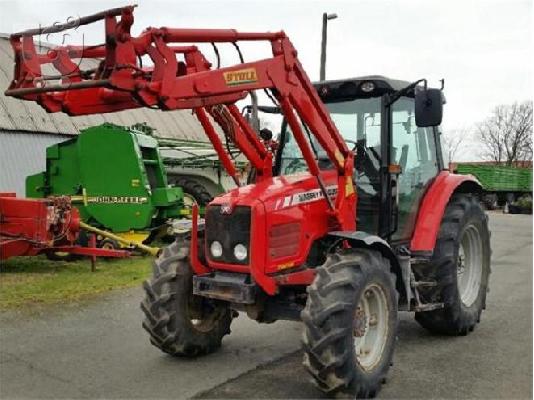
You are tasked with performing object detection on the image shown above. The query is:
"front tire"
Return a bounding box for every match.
[141,239,232,356]
[302,249,398,398]
[415,194,491,335]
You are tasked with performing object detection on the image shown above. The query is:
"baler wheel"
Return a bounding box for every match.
[45,251,78,262]
[176,178,213,207]
[100,239,120,250]
[415,194,491,335]
[302,248,398,399]
[141,239,232,356]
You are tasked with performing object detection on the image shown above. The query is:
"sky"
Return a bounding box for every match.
[0,0,532,160]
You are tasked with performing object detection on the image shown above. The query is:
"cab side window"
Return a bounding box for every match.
[391,97,439,241]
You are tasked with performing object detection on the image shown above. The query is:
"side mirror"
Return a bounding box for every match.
[415,88,443,127]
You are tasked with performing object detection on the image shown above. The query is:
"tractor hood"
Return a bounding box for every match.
[209,170,338,212]
[205,169,346,277]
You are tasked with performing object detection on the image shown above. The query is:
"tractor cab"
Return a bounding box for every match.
[275,76,445,243]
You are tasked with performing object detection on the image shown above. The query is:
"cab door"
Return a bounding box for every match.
[388,96,441,242]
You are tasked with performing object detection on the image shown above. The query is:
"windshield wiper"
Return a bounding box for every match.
[386,79,426,106]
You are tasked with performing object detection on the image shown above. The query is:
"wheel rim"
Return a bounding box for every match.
[182,194,197,219]
[183,193,196,208]
[457,224,483,307]
[353,283,389,371]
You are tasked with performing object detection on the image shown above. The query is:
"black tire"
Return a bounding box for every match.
[482,193,498,210]
[415,194,491,335]
[175,177,213,206]
[99,238,120,250]
[141,239,232,356]
[45,231,91,261]
[45,251,78,262]
[302,249,398,399]
[98,239,122,261]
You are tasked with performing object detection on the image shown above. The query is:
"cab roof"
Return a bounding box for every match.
[314,75,413,102]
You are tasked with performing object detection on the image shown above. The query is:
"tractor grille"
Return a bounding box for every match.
[205,205,251,265]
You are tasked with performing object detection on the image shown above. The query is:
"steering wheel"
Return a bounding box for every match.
[284,158,307,174]
[353,140,381,192]
[346,140,367,176]
[344,139,358,151]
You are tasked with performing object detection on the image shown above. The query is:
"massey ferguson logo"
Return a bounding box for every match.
[220,204,233,214]
[223,68,258,86]
[274,186,338,210]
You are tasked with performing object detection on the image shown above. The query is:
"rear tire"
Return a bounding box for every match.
[302,249,398,399]
[141,239,232,356]
[415,194,491,335]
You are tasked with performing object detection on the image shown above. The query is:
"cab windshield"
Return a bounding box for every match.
[278,97,382,175]
[277,95,440,238]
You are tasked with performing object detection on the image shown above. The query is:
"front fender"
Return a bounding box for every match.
[410,171,482,253]
[328,230,408,307]
[329,231,392,257]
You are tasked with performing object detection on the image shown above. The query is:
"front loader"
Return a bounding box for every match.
[6,6,491,398]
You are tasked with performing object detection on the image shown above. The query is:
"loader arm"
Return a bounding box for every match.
[5,5,355,230]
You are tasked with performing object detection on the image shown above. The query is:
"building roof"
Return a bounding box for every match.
[0,35,209,141]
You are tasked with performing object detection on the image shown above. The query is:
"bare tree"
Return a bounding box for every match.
[442,128,467,164]
[476,101,533,166]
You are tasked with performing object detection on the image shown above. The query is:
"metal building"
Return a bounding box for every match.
[0,34,217,196]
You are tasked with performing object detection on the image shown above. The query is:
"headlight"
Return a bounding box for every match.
[233,243,248,261]
[360,81,375,93]
[210,241,223,258]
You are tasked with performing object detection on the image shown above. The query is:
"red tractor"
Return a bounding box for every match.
[6,6,491,398]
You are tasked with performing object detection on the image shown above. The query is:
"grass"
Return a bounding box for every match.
[0,255,152,310]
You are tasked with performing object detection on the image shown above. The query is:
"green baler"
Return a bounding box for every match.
[26,123,192,246]
[453,163,533,208]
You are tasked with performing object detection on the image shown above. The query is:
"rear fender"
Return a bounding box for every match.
[328,231,407,303]
[410,171,482,253]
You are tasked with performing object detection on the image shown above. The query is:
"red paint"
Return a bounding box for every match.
[0,195,75,259]
[53,246,128,258]
[275,268,316,286]
[190,204,211,275]
[410,171,481,252]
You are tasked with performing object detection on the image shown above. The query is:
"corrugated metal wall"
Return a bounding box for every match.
[0,36,218,142]
[0,36,229,198]
[0,130,70,196]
